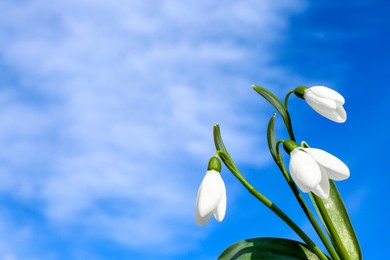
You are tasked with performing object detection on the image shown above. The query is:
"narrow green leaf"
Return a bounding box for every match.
[213,124,227,153]
[213,124,239,173]
[310,182,362,260]
[252,85,285,115]
[218,237,321,260]
[267,114,278,161]
[252,85,294,140]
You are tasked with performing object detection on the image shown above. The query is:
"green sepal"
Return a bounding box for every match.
[283,140,298,155]
[218,237,322,260]
[301,141,309,148]
[294,86,308,99]
[207,156,221,172]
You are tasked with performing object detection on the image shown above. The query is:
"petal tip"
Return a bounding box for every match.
[312,183,329,199]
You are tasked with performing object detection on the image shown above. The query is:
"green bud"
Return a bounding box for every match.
[294,86,308,99]
[207,156,221,172]
[283,140,299,155]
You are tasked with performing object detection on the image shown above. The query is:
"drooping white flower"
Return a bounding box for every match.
[195,156,226,226]
[284,141,350,199]
[294,86,347,123]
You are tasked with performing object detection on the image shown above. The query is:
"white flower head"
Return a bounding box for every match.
[195,156,226,226]
[284,141,350,199]
[294,86,347,123]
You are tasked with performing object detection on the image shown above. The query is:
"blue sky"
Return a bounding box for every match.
[0,0,388,259]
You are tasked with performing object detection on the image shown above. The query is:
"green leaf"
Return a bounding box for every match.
[214,124,227,154]
[252,85,285,115]
[252,85,294,140]
[267,114,278,162]
[218,237,321,260]
[303,141,361,259]
[310,182,362,260]
[213,124,239,173]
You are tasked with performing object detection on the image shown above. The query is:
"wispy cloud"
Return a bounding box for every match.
[0,0,306,258]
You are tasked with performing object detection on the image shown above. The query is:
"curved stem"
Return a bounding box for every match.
[286,113,296,142]
[284,90,295,109]
[218,151,329,260]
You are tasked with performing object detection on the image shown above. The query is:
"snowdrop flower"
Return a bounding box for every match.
[195,156,226,226]
[283,140,350,199]
[294,86,347,123]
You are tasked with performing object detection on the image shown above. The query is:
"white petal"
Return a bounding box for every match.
[213,186,226,222]
[335,106,347,123]
[303,148,350,180]
[195,175,214,226]
[289,149,322,192]
[313,105,347,123]
[195,208,212,226]
[306,103,334,120]
[196,170,224,218]
[305,91,337,111]
[311,168,330,199]
[297,184,311,193]
[312,184,328,199]
[309,86,345,105]
[313,107,347,123]
[195,183,211,226]
[306,103,345,123]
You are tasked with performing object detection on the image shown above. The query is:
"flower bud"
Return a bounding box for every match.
[295,86,347,123]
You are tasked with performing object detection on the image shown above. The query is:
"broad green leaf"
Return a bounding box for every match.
[252,85,294,139]
[267,114,278,161]
[218,237,321,260]
[302,141,361,259]
[310,182,362,260]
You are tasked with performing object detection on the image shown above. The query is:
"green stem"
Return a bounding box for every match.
[286,113,296,142]
[218,151,329,260]
[284,90,294,109]
[284,90,297,142]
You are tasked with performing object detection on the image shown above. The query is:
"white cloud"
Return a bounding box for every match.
[0,0,306,258]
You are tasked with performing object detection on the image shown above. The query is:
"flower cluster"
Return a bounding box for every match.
[194,84,360,260]
[195,85,349,223]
